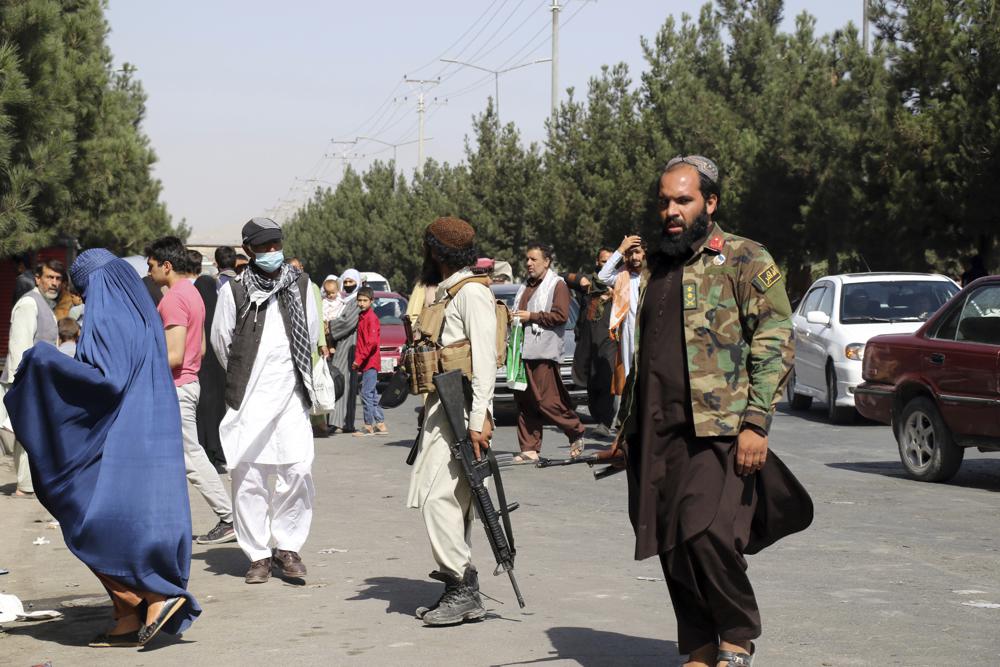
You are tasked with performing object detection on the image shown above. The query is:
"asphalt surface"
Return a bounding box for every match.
[2,396,999,666]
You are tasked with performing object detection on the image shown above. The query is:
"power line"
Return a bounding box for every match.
[407,0,506,75]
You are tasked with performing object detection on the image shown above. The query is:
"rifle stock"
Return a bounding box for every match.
[432,370,525,608]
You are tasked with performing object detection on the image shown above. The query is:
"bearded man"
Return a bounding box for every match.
[408,217,497,626]
[614,156,812,667]
[598,236,646,384]
[512,242,586,462]
[1,259,65,497]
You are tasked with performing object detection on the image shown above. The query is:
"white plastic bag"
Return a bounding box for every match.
[311,359,337,415]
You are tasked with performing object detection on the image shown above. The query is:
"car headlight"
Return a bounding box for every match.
[845,343,865,361]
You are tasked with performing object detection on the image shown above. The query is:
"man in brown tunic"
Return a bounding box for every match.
[615,157,812,667]
[512,242,586,463]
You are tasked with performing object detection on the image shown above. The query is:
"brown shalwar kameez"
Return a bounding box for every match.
[626,254,761,654]
[514,280,585,453]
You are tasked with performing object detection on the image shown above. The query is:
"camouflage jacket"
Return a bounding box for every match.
[617,223,794,438]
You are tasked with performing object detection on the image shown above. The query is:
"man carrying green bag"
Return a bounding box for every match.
[506,316,528,392]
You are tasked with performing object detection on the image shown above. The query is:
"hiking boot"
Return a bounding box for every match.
[245,558,272,584]
[195,520,236,545]
[414,567,482,618]
[272,549,307,578]
[421,566,485,626]
[415,570,455,619]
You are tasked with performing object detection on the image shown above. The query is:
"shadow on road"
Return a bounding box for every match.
[827,459,1000,492]
[191,546,247,578]
[346,576,441,616]
[491,627,679,666]
[774,403,884,427]
[380,438,415,450]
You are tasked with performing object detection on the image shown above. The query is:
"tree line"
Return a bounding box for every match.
[0,0,184,258]
[285,0,999,299]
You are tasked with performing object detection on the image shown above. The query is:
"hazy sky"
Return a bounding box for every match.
[105,1,862,243]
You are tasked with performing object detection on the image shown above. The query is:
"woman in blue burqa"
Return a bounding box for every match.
[4,249,200,648]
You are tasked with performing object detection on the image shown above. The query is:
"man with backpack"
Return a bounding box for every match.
[406,217,498,626]
[210,218,321,584]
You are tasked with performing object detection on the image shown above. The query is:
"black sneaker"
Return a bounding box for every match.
[196,520,236,545]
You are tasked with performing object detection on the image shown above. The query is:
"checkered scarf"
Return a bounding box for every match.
[242,263,314,406]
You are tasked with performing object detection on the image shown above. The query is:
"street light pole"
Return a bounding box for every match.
[551,0,560,121]
[440,57,551,129]
[356,136,429,163]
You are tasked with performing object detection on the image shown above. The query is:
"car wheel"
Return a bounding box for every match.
[826,365,856,424]
[896,396,964,482]
[785,369,813,411]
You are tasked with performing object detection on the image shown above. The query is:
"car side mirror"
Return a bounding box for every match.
[806,310,831,326]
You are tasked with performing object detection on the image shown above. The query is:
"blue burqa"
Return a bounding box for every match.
[4,249,200,634]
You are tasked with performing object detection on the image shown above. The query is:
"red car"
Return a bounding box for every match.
[855,276,1000,482]
[371,291,408,381]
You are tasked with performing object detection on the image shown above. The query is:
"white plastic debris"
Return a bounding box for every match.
[962,600,1000,609]
[32,537,50,546]
[318,547,348,554]
[636,576,663,582]
[0,594,63,622]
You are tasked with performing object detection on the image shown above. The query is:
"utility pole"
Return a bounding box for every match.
[404,78,439,166]
[550,0,560,121]
[440,58,550,129]
[862,0,869,54]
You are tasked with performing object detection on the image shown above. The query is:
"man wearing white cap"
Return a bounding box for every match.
[211,217,321,584]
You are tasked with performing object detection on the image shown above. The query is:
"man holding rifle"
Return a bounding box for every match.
[406,217,498,626]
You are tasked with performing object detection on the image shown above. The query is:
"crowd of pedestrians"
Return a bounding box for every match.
[0,155,816,667]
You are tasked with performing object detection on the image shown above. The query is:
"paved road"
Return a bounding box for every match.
[2,397,999,666]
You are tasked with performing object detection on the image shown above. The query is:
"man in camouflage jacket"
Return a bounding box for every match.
[613,156,810,667]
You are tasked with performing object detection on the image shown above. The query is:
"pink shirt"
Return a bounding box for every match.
[157,279,206,387]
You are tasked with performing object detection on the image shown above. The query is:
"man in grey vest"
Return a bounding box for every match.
[1,259,65,497]
[512,242,585,463]
[211,218,321,584]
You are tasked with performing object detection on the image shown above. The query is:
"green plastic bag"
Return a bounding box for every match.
[506,317,528,391]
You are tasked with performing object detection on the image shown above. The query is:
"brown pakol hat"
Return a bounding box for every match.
[425,217,475,250]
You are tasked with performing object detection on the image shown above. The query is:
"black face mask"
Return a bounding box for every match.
[344,284,357,294]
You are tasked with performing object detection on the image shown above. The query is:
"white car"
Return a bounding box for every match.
[787,272,959,423]
[360,271,391,293]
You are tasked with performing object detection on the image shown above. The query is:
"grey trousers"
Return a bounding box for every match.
[177,382,232,523]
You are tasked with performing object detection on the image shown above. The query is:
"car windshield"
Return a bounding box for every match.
[373,296,407,325]
[840,281,958,324]
[365,280,388,292]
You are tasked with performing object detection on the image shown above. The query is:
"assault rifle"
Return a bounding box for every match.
[432,370,525,608]
[535,448,625,480]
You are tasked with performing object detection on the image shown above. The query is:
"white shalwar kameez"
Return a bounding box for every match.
[406,268,497,578]
[211,281,320,562]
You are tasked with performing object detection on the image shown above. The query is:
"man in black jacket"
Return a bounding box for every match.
[563,247,617,435]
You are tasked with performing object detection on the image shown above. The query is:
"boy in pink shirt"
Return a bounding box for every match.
[148,237,235,545]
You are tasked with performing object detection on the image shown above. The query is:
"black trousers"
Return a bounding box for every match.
[344,370,360,433]
[657,472,761,655]
[586,342,617,428]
